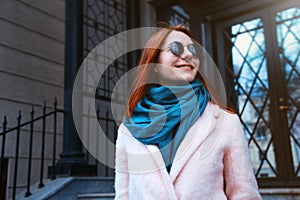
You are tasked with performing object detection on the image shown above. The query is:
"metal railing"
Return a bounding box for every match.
[0,98,64,200]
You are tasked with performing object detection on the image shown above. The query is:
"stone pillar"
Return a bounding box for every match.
[49,0,96,177]
[139,0,157,27]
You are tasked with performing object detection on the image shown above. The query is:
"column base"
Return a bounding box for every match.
[48,164,97,178]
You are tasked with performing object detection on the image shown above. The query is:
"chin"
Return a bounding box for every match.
[159,75,197,85]
[173,78,196,85]
[182,76,197,83]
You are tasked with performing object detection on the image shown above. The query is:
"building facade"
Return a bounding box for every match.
[0,0,300,199]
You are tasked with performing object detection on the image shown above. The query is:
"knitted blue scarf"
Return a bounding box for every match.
[124,79,210,172]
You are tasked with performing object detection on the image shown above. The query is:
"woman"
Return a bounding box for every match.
[114,24,261,199]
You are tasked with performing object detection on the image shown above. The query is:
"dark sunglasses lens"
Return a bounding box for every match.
[169,41,184,56]
[188,44,197,56]
[169,41,198,57]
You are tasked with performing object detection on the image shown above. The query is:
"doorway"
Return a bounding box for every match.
[216,2,300,186]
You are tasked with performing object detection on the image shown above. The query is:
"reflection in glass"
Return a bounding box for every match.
[229,18,277,177]
[276,6,300,176]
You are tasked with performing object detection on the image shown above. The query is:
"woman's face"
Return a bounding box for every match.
[155,30,199,85]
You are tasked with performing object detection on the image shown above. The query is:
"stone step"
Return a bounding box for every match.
[16,177,115,200]
[260,188,300,200]
[77,193,115,200]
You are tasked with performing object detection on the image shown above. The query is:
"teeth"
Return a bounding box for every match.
[176,66,192,69]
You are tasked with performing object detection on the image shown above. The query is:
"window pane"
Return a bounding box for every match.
[226,18,278,178]
[276,6,300,176]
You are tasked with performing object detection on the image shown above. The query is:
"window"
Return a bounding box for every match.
[216,3,300,186]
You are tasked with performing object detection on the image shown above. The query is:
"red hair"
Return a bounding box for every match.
[125,24,234,117]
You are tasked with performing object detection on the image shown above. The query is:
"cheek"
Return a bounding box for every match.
[155,66,171,75]
[158,54,164,64]
[194,58,200,68]
[158,53,177,66]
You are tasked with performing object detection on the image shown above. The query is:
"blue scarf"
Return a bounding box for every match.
[124,79,210,172]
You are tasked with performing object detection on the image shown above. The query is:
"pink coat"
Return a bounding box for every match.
[115,102,262,199]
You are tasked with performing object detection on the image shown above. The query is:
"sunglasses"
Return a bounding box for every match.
[161,41,198,57]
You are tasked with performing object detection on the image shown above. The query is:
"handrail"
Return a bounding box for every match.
[0,110,64,136]
[0,98,64,199]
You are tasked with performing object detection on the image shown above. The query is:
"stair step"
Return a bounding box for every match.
[77,192,115,200]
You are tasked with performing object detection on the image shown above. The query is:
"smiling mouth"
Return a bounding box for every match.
[175,65,194,70]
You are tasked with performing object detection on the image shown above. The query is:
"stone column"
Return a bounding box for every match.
[49,0,96,177]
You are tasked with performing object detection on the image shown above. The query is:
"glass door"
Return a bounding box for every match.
[216,2,300,186]
[276,6,300,177]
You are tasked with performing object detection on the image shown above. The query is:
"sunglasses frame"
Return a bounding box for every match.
[161,41,198,57]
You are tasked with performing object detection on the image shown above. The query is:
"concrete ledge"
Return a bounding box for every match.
[77,192,115,200]
[260,188,300,195]
[46,177,114,200]
[15,177,115,200]
[260,188,300,200]
[15,177,74,200]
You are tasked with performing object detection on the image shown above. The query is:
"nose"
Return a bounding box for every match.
[180,47,193,60]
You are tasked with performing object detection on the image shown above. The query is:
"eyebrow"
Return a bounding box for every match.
[162,42,192,51]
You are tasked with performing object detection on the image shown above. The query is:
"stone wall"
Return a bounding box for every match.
[0,0,65,198]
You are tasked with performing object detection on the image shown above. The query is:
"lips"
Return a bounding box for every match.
[175,64,194,70]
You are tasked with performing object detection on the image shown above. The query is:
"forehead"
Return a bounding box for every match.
[163,30,193,46]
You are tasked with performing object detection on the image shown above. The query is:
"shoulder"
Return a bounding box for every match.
[208,102,244,138]
[116,123,147,147]
[118,123,129,134]
[116,123,134,146]
[208,102,239,121]
[194,102,241,134]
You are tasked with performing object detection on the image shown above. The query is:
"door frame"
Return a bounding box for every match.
[214,0,300,187]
